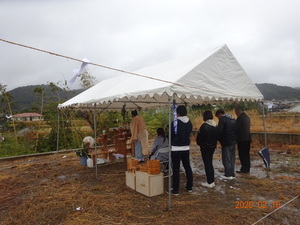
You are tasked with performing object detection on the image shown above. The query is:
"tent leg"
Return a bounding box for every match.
[168,96,172,210]
[93,106,98,180]
[56,110,60,162]
[262,102,268,148]
[261,102,271,171]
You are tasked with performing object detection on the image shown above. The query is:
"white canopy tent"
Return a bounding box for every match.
[58,44,263,110]
[58,44,263,209]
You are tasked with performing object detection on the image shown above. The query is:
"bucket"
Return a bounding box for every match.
[80,156,88,166]
[147,159,160,175]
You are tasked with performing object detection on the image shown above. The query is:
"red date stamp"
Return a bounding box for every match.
[235,201,281,209]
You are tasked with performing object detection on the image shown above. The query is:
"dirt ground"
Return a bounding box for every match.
[0,144,299,225]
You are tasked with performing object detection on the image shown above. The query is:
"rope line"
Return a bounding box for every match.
[251,195,299,225]
[0,38,194,89]
[0,38,257,99]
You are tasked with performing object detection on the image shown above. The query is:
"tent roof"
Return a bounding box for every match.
[58,44,263,111]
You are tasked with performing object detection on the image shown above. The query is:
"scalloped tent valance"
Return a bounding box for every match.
[58,44,263,111]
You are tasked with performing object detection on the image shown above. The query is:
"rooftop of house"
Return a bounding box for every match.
[12,113,43,118]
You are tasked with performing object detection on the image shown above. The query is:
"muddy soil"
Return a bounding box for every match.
[0,144,299,225]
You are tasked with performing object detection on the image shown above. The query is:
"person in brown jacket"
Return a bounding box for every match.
[130,110,149,162]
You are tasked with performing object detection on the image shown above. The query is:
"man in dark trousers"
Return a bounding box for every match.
[215,109,236,180]
[169,105,193,195]
[235,106,251,173]
[196,110,218,188]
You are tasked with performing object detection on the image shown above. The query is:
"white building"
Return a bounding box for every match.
[12,113,43,121]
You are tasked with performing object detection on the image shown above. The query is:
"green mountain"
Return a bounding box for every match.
[256,83,300,101]
[1,83,299,113]
[1,85,84,113]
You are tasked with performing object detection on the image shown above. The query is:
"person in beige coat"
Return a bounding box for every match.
[130,110,149,161]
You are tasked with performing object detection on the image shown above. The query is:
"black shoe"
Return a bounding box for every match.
[236,170,249,174]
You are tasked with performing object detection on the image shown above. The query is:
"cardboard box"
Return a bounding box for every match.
[135,171,164,197]
[125,171,136,190]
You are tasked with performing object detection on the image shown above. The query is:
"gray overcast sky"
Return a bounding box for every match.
[1,0,300,91]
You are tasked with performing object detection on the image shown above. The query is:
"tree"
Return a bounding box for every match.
[78,70,96,89]
[0,83,18,147]
[46,82,80,151]
[33,87,45,152]
[76,70,98,132]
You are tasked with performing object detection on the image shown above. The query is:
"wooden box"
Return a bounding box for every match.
[135,171,164,197]
[125,171,136,190]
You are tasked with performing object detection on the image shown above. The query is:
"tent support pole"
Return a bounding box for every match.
[94,106,98,180]
[56,109,60,161]
[168,96,172,210]
[262,102,268,148]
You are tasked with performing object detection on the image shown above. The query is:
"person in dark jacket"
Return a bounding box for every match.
[235,106,251,173]
[215,109,236,179]
[169,105,193,195]
[196,110,218,188]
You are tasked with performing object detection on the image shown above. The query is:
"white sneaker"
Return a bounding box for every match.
[201,182,215,188]
[220,175,235,180]
[184,187,193,193]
